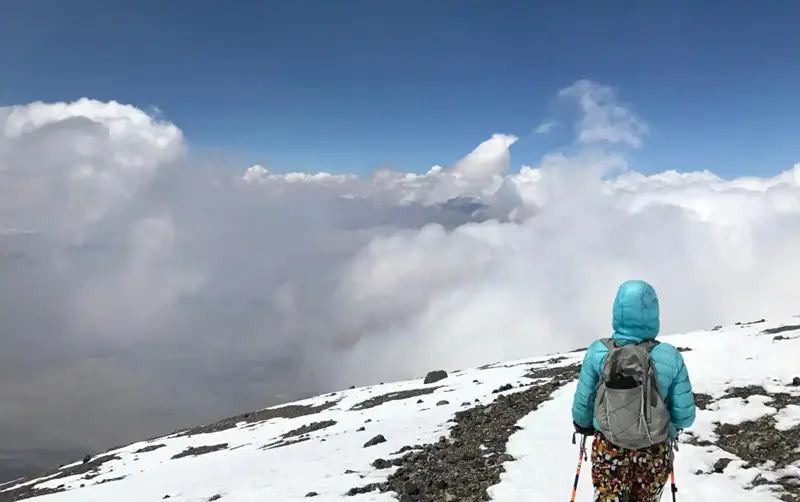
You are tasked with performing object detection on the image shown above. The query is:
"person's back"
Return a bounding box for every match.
[570,279,696,502]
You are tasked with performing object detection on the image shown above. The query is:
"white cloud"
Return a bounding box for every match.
[533,120,557,134]
[1,80,800,459]
[558,79,649,148]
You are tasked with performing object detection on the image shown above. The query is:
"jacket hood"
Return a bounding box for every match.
[611,279,660,342]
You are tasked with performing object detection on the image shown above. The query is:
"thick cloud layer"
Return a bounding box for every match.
[1,80,799,465]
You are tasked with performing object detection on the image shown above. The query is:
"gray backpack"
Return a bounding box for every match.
[593,338,670,449]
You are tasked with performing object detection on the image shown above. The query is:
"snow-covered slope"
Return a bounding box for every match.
[2,317,800,502]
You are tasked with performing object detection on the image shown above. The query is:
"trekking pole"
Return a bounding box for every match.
[570,432,588,502]
[670,471,677,502]
[670,428,681,502]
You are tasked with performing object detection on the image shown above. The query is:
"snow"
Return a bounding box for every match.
[4,317,800,501]
[776,406,800,431]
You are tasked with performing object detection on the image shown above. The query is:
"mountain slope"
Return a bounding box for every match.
[2,317,799,502]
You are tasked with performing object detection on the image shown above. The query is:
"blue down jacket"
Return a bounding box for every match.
[571,280,696,439]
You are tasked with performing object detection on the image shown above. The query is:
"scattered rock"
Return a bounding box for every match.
[364,434,387,448]
[351,388,441,411]
[524,363,579,380]
[175,400,340,437]
[792,377,800,387]
[736,319,766,326]
[436,400,449,406]
[305,492,318,498]
[694,393,713,410]
[718,423,740,436]
[82,454,92,464]
[0,453,121,501]
[97,476,126,485]
[687,384,800,501]
[133,443,166,454]
[171,443,229,460]
[424,370,448,385]
[261,436,311,450]
[208,495,222,501]
[281,420,336,440]
[357,426,366,432]
[713,458,733,473]
[347,362,581,501]
[372,458,392,469]
[762,324,800,335]
[492,383,513,394]
[677,347,692,352]
[711,325,723,331]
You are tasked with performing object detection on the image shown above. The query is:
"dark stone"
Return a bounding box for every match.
[404,481,420,495]
[133,443,166,454]
[718,424,740,436]
[174,400,340,437]
[492,383,513,394]
[424,370,448,384]
[171,443,229,460]
[761,324,800,335]
[281,420,336,440]
[351,388,440,411]
[694,393,713,410]
[713,458,733,473]
[364,434,387,448]
[372,458,391,469]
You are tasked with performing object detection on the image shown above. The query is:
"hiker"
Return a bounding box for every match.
[571,279,696,502]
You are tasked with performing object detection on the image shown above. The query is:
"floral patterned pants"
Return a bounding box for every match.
[590,433,673,502]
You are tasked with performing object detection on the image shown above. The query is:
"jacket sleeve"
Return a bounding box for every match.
[667,349,696,429]
[571,341,601,427]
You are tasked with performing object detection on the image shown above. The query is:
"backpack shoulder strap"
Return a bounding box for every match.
[637,339,660,352]
[599,337,617,351]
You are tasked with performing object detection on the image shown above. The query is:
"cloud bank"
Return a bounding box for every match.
[1,80,799,463]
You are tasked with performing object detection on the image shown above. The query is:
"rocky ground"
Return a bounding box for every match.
[0,453,122,502]
[345,362,582,502]
[686,383,800,502]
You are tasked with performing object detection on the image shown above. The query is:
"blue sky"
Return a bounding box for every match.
[2,0,799,177]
